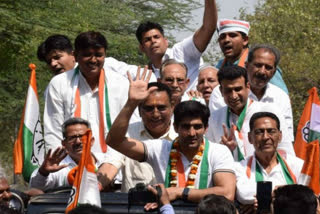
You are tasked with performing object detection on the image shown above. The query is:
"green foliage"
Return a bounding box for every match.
[240,0,320,132]
[0,0,198,178]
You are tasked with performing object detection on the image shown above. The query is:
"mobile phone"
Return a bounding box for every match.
[256,181,272,214]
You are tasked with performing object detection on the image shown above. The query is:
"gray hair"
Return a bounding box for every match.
[199,63,218,73]
[248,44,281,67]
[62,117,91,138]
[160,59,188,78]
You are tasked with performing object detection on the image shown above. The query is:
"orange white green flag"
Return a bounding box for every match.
[294,87,320,194]
[65,129,101,213]
[298,140,320,195]
[13,64,45,182]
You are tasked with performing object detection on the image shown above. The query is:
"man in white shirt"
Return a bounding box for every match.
[206,65,295,161]
[44,31,132,153]
[196,64,218,106]
[158,59,205,107]
[134,0,217,91]
[99,82,177,192]
[235,112,303,210]
[106,69,236,203]
[29,118,106,192]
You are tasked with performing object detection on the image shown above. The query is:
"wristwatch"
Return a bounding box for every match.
[182,188,190,202]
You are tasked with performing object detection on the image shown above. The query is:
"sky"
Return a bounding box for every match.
[172,0,259,40]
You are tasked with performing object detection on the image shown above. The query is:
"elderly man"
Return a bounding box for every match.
[29,118,107,192]
[134,0,217,91]
[215,19,288,94]
[235,112,303,208]
[44,31,133,154]
[158,59,205,107]
[196,64,218,105]
[206,65,295,161]
[106,69,236,202]
[100,81,177,192]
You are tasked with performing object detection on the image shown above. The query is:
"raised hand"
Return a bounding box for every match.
[221,124,237,151]
[127,66,157,105]
[38,147,68,176]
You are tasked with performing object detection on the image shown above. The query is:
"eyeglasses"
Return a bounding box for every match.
[163,77,186,85]
[64,134,85,143]
[253,128,279,136]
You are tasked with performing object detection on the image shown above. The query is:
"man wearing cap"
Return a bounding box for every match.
[216,19,288,94]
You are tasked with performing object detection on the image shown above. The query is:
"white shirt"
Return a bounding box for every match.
[107,121,177,192]
[208,83,294,142]
[144,139,235,188]
[151,35,203,92]
[206,101,295,159]
[29,154,106,192]
[44,63,131,153]
[235,154,304,204]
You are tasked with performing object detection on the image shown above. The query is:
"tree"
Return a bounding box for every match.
[240,0,320,132]
[0,0,199,178]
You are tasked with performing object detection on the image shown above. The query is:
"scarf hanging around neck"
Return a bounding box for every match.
[246,152,296,184]
[220,48,249,68]
[71,66,112,153]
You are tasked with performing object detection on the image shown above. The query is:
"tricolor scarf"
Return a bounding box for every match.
[164,138,209,189]
[226,99,253,161]
[71,66,111,153]
[246,153,296,184]
[220,48,248,68]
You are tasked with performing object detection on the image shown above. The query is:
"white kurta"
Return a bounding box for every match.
[206,100,295,159]
[44,63,131,153]
[235,154,304,204]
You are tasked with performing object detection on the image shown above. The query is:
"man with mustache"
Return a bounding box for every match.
[29,118,107,192]
[134,0,217,92]
[206,65,295,161]
[235,112,303,211]
[98,81,177,192]
[246,44,293,140]
[158,59,205,107]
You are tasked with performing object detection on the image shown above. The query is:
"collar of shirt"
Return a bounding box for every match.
[139,121,177,141]
[249,83,274,102]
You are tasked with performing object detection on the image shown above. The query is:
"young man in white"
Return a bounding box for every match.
[134,0,217,91]
[206,65,295,161]
[235,112,303,211]
[106,68,235,203]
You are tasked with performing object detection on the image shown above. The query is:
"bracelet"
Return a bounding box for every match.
[182,188,190,202]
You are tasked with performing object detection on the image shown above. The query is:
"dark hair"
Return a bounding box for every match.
[248,44,281,67]
[37,34,73,62]
[136,21,164,44]
[273,184,318,214]
[174,101,210,127]
[249,112,280,131]
[196,194,237,214]
[147,82,172,102]
[218,65,248,85]
[68,204,109,214]
[62,118,91,138]
[75,31,108,52]
[160,59,188,78]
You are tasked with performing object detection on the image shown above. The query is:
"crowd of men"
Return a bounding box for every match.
[3,0,319,213]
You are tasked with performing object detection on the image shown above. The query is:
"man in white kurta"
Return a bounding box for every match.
[29,118,107,192]
[44,31,135,154]
[135,0,218,92]
[234,112,303,206]
[104,82,177,192]
[206,65,295,161]
[209,45,293,140]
